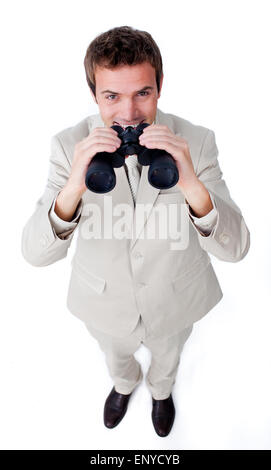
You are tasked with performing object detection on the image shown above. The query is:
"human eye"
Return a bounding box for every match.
[105,95,117,100]
[138,91,149,96]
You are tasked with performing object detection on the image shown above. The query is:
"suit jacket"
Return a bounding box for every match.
[21,107,250,338]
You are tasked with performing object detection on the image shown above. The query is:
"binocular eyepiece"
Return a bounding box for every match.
[85,123,179,193]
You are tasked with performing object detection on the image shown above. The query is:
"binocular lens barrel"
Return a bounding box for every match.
[148,154,179,189]
[85,154,116,193]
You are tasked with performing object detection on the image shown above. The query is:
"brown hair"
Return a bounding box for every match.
[83,25,163,97]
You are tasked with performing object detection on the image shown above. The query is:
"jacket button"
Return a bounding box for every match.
[138,282,146,288]
[219,233,230,245]
[134,251,143,259]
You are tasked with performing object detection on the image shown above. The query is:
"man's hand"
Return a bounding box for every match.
[139,124,214,218]
[139,124,196,188]
[55,127,121,222]
[68,127,122,196]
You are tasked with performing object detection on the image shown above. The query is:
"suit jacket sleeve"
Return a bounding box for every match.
[187,191,218,236]
[49,194,82,239]
[21,135,82,266]
[189,129,250,262]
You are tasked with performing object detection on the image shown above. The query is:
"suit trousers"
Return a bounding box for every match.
[84,315,193,400]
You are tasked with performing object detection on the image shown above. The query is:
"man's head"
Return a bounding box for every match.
[83,26,164,129]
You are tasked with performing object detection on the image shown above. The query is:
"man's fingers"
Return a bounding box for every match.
[80,134,121,151]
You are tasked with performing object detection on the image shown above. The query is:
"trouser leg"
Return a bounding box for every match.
[144,324,194,400]
[84,317,144,395]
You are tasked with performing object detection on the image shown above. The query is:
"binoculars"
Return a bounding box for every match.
[85,122,179,193]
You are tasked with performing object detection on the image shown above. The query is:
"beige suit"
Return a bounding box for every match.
[21,107,250,342]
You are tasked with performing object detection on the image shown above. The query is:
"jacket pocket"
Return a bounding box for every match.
[71,258,106,294]
[172,253,211,293]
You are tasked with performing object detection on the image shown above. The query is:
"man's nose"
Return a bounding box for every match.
[120,100,138,122]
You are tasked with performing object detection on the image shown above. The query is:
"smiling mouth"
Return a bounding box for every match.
[114,120,145,129]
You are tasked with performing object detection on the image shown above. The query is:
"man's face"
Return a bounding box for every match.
[90,62,163,129]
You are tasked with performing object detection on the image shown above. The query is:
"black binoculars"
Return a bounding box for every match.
[85,122,179,193]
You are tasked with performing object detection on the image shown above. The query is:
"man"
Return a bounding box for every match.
[21,26,250,438]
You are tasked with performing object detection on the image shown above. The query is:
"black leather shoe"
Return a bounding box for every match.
[104,387,132,428]
[151,394,175,437]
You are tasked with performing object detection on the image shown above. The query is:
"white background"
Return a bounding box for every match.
[1,0,270,450]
